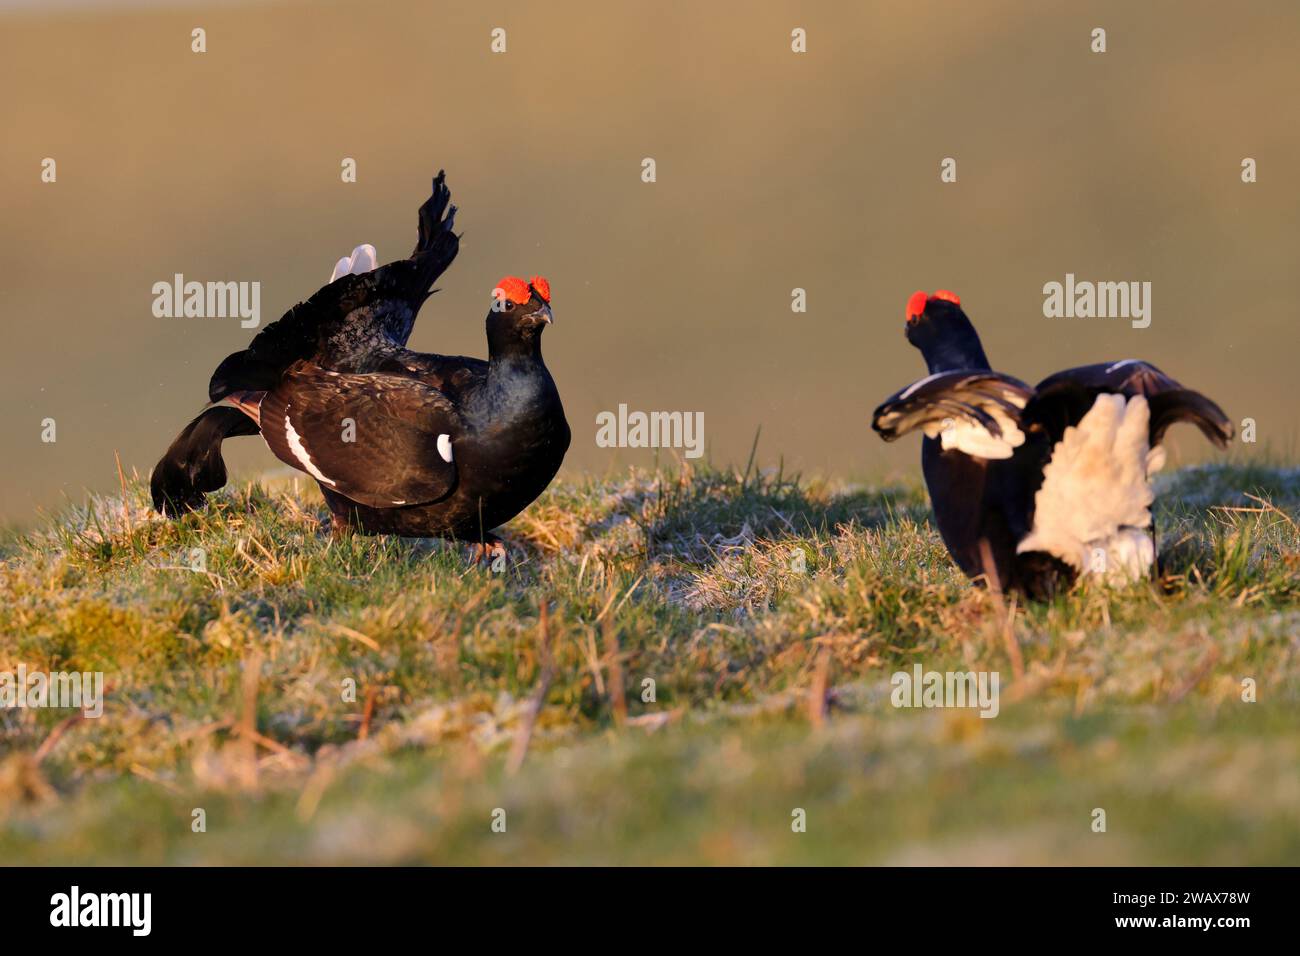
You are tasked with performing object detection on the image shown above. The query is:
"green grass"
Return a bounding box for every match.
[1,461,1298,864]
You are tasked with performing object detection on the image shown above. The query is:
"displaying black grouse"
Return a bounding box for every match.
[871,290,1232,599]
[151,172,570,548]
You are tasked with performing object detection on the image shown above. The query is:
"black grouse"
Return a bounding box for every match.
[151,172,570,551]
[871,290,1232,599]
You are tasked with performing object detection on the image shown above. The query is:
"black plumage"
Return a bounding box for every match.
[872,291,1232,599]
[151,172,569,545]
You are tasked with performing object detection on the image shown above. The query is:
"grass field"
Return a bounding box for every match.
[1,459,1298,865]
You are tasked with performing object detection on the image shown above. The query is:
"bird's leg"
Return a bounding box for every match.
[977,538,1005,604]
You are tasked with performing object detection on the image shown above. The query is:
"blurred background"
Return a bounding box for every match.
[1,0,1296,525]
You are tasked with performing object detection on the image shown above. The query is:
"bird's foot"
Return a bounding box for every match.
[468,539,507,569]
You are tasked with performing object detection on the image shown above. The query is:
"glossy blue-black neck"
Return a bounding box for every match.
[910,304,992,373]
[920,335,991,373]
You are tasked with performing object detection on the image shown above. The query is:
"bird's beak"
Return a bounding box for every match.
[528,302,553,325]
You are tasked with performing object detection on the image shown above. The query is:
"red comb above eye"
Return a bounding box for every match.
[494,276,532,306]
[906,290,928,320]
[530,275,550,303]
[931,289,961,306]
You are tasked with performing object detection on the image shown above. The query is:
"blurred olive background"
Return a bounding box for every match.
[1,0,1296,524]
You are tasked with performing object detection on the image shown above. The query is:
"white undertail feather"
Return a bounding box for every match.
[1017,394,1165,582]
[330,243,379,281]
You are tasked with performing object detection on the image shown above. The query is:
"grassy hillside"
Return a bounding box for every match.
[1,461,1298,864]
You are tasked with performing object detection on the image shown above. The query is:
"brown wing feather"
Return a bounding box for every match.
[375,351,488,402]
[259,363,461,508]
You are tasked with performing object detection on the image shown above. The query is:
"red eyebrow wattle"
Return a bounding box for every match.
[494,276,532,305]
[906,290,929,319]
